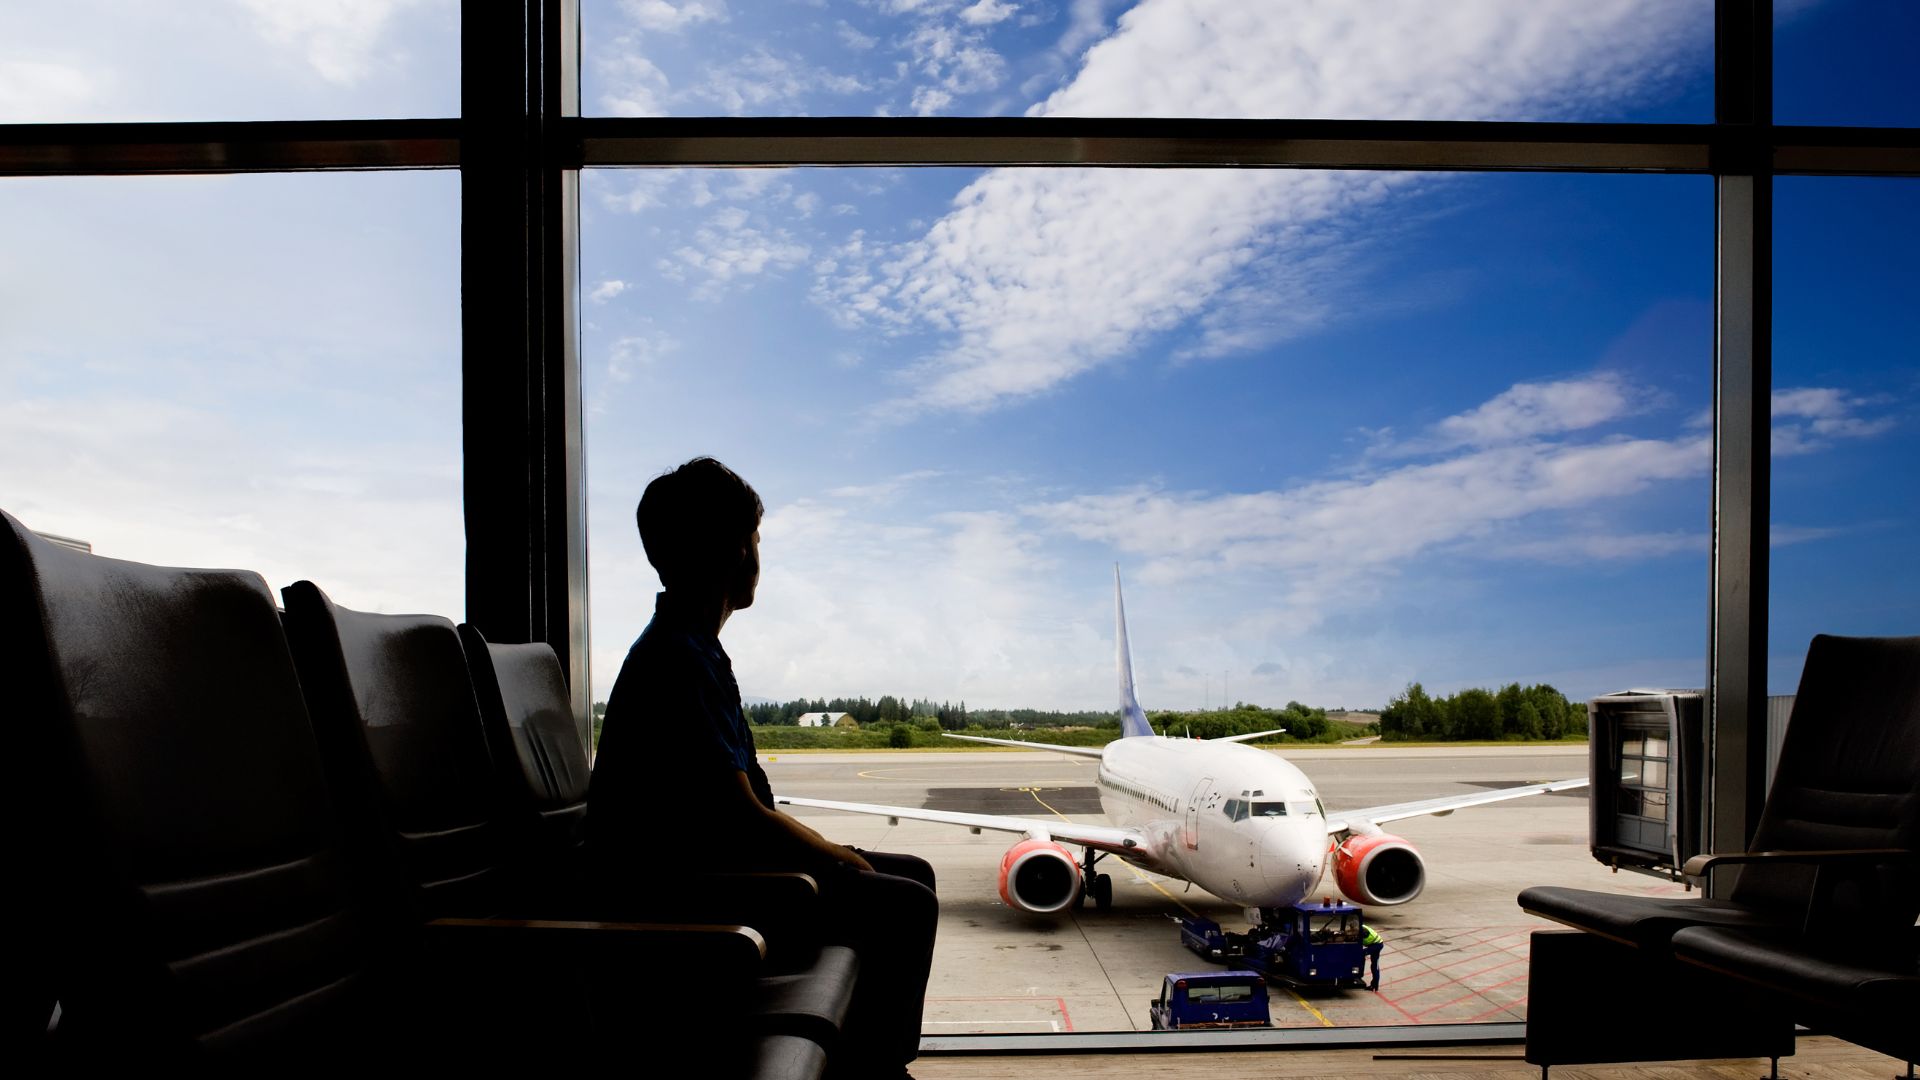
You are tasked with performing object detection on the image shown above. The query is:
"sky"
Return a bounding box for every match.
[2,0,1914,712]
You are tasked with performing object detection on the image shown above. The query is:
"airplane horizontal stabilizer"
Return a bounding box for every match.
[940,732,1106,758]
[1213,727,1287,744]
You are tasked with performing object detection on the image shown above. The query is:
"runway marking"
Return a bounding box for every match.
[921,995,1076,1034]
[1285,989,1336,1028]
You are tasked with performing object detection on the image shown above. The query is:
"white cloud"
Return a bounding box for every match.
[910,85,955,115]
[812,0,1710,415]
[233,0,431,86]
[1772,386,1897,455]
[618,0,728,33]
[838,21,879,49]
[598,50,672,116]
[0,61,103,123]
[906,23,1007,94]
[662,220,811,298]
[1432,373,1637,448]
[683,49,869,114]
[960,0,1018,26]
[589,279,631,303]
[607,325,678,382]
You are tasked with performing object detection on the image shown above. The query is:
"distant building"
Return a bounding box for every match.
[798,711,854,728]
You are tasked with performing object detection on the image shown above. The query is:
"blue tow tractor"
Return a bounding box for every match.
[1148,971,1273,1030]
[1178,899,1372,990]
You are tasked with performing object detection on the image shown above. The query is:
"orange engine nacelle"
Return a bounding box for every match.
[998,838,1083,914]
[1331,832,1426,906]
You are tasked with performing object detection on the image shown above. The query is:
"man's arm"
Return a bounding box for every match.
[728,771,874,874]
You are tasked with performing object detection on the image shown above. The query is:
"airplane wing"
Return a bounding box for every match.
[1213,727,1287,744]
[1323,776,1590,836]
[940,732,1106,758]
[776,795,1152,862]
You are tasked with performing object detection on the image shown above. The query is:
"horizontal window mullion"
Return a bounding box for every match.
[0,119,462,176]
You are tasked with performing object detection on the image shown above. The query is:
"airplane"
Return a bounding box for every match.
[776,568,1589,922]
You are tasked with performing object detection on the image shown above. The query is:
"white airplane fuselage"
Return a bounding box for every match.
[1094,735,1331,908]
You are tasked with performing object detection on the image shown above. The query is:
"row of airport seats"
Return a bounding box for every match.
[7,509,858,1075]
[1517,634,1920,1075]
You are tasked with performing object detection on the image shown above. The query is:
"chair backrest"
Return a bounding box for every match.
[4,510,388,1058]
[1736,634,1920,925]
[281,581,512,920]
[458,626,591,887]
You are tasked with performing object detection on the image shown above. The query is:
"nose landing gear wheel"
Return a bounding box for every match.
[1091,873,1113,911]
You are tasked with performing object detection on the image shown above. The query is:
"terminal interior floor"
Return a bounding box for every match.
[911,1036,1906,1080]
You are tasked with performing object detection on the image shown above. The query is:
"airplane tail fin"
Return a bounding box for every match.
[1114,566,1155,739]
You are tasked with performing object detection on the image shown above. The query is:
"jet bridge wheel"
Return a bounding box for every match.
[1091,873,1113,911]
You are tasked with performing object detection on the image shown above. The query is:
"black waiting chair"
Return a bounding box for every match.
[1521,634,1920,949]
[1673,923,1918,1067]
[456,626,861,1040]
[6,510,410,1062]
[5,508,818,1077]
[1518,633,1920,1073]
[279,582,854,1065]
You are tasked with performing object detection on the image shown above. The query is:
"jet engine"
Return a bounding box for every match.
[1331,832,1426,906]
[998,838,1084,914]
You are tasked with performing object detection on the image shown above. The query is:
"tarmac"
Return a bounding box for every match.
[764,744,1692,1035]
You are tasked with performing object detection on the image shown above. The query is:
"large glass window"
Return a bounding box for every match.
[0,0,459,122]
[584,165,1711,1029]
[1769,176,1919,695]
[0,173,464,615]
[1775,0,1920,127]
[583,0,1712,122]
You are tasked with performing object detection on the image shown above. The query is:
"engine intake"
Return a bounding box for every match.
[1331,832,1426,906]
[998,838,1083,913]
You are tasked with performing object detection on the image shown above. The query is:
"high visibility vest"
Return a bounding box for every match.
[1363,925,1382,946]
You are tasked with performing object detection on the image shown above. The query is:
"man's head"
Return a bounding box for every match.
[636,457,764,607]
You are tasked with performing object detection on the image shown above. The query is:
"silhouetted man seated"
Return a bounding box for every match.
[588,457,938,1079]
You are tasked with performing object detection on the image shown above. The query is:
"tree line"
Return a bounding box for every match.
[741,695,1115,730]
[1377,682,1587,742]
[1146,701,1367,743]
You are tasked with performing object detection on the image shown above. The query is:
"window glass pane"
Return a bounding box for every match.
[0,173,462,615]
[1771,177,1919,697]
[582,0,1711,122]
[1775,0,1920,127]
[0,0,458,122]
[584,164,1712,1031]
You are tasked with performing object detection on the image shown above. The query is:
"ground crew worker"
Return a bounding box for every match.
[1362,924,1385,991]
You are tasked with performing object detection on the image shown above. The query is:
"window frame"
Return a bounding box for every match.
[2,0,1916,967]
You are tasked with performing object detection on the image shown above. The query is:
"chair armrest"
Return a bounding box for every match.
[425,917,767,972]
[1681,848,1913,879]
[590,872,827,966]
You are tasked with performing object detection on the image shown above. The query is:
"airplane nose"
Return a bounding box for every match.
[1258,825,1321,903]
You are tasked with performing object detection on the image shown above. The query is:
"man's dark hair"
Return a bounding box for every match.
[636,457,764,589]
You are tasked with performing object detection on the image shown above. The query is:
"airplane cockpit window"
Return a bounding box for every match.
[1250,801,1289,817]
[1223,799,1248,822]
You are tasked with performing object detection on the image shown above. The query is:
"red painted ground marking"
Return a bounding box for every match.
[1389,951,1525,1004]
[1464,994,1528,1023]
[1411,971,1531,1020]
[1056,997,1074,1033]
[923,993,1078,1031]
[1368,989,1426,1026]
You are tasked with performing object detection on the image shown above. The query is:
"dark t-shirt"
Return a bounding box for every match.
[587,594,775,870]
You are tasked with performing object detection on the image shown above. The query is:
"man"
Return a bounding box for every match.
[588,457,937,1078]
[1362,923,1385,992]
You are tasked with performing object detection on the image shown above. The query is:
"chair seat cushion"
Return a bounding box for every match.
[1672,925,1919,1009]
[751,945,859,1045]
[1518,885,1788,950]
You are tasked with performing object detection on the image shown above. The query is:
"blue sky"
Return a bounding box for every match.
[1,1,1913,710]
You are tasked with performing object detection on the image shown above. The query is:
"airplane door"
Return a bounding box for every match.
[1184,776,1215,851]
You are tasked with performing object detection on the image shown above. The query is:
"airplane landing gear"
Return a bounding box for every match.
[1078,848,1115,912]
